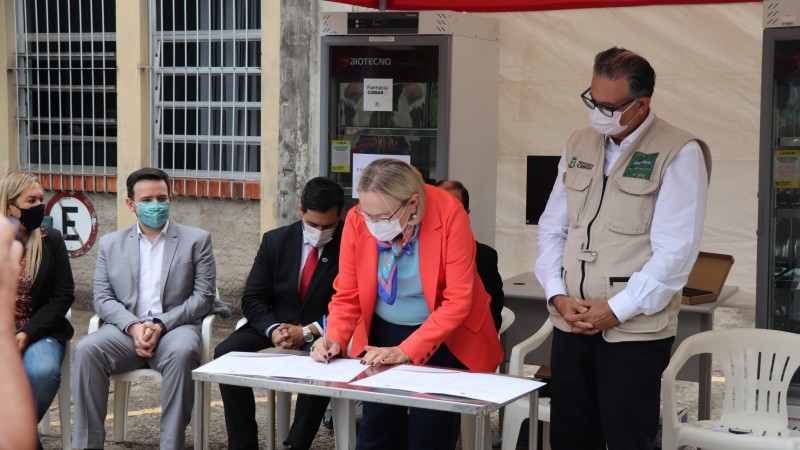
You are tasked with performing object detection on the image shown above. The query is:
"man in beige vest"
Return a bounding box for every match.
[535,47,711,450]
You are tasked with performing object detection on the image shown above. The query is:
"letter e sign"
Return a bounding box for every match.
[45,192,98,257]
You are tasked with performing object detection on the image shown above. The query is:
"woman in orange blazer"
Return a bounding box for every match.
[311,158,502,450]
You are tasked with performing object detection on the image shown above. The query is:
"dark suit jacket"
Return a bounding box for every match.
[476,241,504,331]
[242,220,343,334]
[23,227,75,342]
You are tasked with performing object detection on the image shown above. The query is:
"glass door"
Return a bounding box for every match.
[320,36,449,205]
[758,28,800,391]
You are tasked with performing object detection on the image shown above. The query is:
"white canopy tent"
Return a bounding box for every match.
[484,2,761,306]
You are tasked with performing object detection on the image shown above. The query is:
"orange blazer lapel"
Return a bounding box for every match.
[418,196,443,311]
[356,231,379,322]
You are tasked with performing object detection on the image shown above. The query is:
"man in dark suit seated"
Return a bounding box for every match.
[436,180,505,331]
[214,177,345,450]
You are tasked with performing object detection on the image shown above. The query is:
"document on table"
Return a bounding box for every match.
[351,365,545,403]
[350,365,466,392]
[193,352,291,377]
[193,353,367,383]
[271,357,367,382]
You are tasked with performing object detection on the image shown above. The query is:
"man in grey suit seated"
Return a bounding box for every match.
[71,167,217,450]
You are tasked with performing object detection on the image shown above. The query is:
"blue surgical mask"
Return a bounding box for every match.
[136,201,170,229]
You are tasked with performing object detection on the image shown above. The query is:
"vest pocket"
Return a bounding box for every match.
[606,176,659,235]
[612,309,668,333]
[605,276,668,333]
[563,170,593,225]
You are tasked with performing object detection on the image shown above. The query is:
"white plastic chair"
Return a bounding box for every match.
[88,313,215,446]
[501,319,554,450]
[498,306,516,336]
[461,305,517,450]
[662,328,800,450]
[39,308,72,450]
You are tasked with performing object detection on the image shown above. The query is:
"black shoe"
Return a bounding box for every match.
[323,413,334,430]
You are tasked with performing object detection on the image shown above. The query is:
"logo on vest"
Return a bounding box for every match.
[576,161,594,170]
[623,152,659,180]
[568,156,577,168]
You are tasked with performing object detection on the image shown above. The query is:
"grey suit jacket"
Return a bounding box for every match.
[93,221,217,332]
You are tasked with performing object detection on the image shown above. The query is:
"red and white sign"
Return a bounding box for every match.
[45,192,98,258]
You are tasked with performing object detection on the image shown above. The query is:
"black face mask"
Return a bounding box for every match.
[15,204,45,231]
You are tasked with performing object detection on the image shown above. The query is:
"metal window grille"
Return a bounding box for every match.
[14,0,117,175]
[151,0,261,186]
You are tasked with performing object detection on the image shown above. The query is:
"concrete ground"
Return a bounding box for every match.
[38,305,755,450]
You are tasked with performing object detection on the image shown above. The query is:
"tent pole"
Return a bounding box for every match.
[379,0,386,11]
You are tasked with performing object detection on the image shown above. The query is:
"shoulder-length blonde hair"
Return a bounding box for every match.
[357,158,426,225]
[0,172,43,281]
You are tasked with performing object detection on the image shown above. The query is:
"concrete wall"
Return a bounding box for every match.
[277,0,322,225]
[0,0,18,172]
[170,198,261,309]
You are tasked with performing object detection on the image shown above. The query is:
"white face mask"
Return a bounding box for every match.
[365,219,404,242]
[588,100,638,136]
[303,221,335,248]
[364,201,409,242]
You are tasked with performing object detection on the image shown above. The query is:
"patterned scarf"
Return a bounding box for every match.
[377,225,420,305]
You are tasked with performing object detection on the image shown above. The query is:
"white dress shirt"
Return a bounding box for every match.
[134,220,169,320]
[535,112,709,322]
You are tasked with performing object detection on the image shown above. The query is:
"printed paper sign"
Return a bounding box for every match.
[775,150,800,188]
[363,78,393,112]
[352,153,411,199]
[331,140,351,173]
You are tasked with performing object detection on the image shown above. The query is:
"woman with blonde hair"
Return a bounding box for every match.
[0,172,74,449]
[311,158,502,449]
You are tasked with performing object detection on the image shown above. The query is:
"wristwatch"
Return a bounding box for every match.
[154,319,167,334]
[302,326,314,343]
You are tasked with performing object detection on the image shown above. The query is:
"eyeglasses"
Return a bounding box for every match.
[358,200,408,223]
[580,87,637,117]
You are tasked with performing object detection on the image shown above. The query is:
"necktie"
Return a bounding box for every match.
[299,247,318,301]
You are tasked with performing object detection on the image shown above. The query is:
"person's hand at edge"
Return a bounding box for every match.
[361,345,410,366]
[311,338,341,363]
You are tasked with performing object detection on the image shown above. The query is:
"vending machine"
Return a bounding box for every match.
[758,0,800,398]
[319,11,499,245]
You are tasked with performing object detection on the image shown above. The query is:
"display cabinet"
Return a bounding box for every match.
[758,27,800,393]
[319,11,499,245]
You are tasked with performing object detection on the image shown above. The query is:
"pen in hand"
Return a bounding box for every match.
[323,314,328,365]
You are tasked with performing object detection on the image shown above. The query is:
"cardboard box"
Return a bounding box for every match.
[681,252,735,305]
